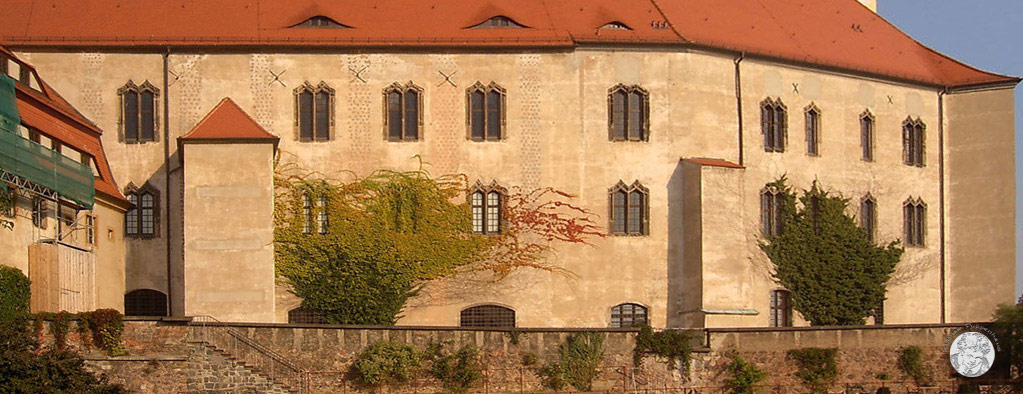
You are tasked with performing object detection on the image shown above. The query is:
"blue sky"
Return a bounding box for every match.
[879,1,1022,301]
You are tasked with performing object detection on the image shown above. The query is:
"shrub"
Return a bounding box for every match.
[427,344,483,393]
[897,346,931,386]
[0,266,30,321]
[723,354,768,394]
[352,340,421,387]
[79,309,126,356]
[787,347,838,394]
[634,325,697,377]
[993,303,1023,381]
[539,332,605,391]
[51,311,72,351]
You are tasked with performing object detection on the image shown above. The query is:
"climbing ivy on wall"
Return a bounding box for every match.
[274,158,604,325]
[760,178,903,326]
[0,176,13,230]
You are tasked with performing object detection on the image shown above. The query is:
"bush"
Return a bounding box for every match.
[79,309,126,356]
[352,340,421,387]
[897,346,931,386]
[0,315,127,393]
[0,266,30,321]
[634,325,697,377]
[723,354,768,394]
[539,332,605,391]
[993,303,1023,381]
[427,344,483,393]
[787,347,839,394]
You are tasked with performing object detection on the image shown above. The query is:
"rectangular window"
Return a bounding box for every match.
[486,192,500,234]
[317,196,328,234]
[770,290,792,327]
[861,199,876,243]
[486,90,502,140]
[611,91,626,140]
[403,90,419,141]
[874,301,884,325]
[124,92,139,142]
[387,92,403,141]
[805,110,819,156]
[140,193,154,236]
[761,192,783,237]
[470,91,485,140]
[140,91,155,141]
[471,192,484,234]
[302,195,312,234]
[628,92,643,141]
[315,92,330,141]
[612,191,626,234]
[31,197,46,229]
[86,215,96,246]
[299,92,314,141]
[126,194,138,236]
[627,191,643,234]
[861,116,874,161]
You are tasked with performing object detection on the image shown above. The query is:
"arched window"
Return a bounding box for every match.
[118,81,159,143]
[469,181,505,235]
[460,304,515,327]
[860,195,877,242]
[295,82,334,142]
[761,98,787,152]
[291,16,351,29]
[860,111,875,161]
[761,186,784,237]
[903,198,926,247]
[804,104,820,156]
[124,184,158,238]
[384,82,423,141]
[769,290,792,327]
[288,307,326,324]
[124,289,167,316]
[608,84,649,141]
[902,118,926,167]
[467,82,506,141]
[610,303,648,328]
[468,16,527,29]
[609,181,649,236]
[599,21,632,30]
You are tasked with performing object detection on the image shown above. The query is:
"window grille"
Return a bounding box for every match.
[302,193,313,234]
[288,307,326,324]
[861,196,876,242]
[295,82,334,142]
[903,118,926,167]
[384,82,423,141]
[459,305,516,327]
[761,99,787,152]
[610,303,648,328]
[118,81,158,143]
[761,188,784,237]
[318,196,328,234]
[467,82,506,141]
[805,106,820,156]
[770,290,792,327]
[125,184,158,238]
[124,289,168,317]
[903,198,926,247]
[609,181,648,236]
[860,112,874,161]
[608,85,649,141]
[469,182,504,235]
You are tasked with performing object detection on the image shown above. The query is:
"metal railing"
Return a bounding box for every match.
[189,315,307,393]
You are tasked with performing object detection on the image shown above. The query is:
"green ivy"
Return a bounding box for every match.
[633,325,697,378]
[723,354,768,394]
[0,266,30,322]
[896,346,930,386]
[79,309,126,356]
[760,178,903,326]
[538,332,605,391]
[787,347,839,394]
[426,343,483,393]
[352,340,421,387]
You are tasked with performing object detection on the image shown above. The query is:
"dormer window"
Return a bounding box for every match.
[469,16,527,29]
[599,22,632,30]
[292,16,351,29]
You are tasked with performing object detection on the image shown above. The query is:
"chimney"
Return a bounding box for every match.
[858,0,877,12]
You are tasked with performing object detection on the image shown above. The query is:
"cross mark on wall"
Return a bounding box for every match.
[348,66,368,83]
[168,69,182,87]
[792,83,799,93]
[437,70,457,87]
[268,69,287,87]
[887,95,894,104]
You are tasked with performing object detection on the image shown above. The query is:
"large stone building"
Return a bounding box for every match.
[0,0,1016,328]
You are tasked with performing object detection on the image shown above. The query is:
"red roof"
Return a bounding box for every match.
[683,157,744,169]
[180,98,279,143]
[2,47,128,207]
[0,0,1015,88]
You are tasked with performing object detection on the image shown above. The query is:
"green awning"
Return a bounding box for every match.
[0,74,18,133]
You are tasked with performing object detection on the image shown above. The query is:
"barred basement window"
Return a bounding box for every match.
[288,307,326,324]
[903,198,926,247]
[384,82,423,141]
[860,195,877,243]
[902,118,926,167]
[770,290,792,327]
[761,187,784,237]
[470,181,505,235]
[295,82,334,142]
[610,303,648,328]
[609,181,649,236]
[467,82,506,141]
[124,289,167,317]
[761,98,787,152]
[860,111,875,161]
[125,184,159,238]
[118,80,159,143]
[805,104,820,156]
[608,84,649,141]
[460,305,516,327]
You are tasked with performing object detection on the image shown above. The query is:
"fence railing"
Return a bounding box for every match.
[189,315,307,393]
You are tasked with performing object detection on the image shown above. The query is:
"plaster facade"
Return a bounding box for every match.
[11,45,1016,327]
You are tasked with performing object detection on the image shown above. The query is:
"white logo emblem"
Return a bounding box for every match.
[949,331,996,377]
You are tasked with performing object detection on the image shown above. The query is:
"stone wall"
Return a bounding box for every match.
[35,319,1000,393]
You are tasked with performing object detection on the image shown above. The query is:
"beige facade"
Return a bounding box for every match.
[10,45,1016,327]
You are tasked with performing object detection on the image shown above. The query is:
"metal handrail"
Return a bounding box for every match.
[190,315,306,393]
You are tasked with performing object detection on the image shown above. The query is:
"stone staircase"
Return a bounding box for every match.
[188,342,300,394]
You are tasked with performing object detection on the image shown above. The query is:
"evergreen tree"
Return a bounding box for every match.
[760,178,903,326]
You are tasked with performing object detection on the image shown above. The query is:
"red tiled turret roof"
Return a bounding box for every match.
[180,98,279,143]
[0,0,1016,88]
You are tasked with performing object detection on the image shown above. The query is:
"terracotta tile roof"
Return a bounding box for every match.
[179,98,279,143]
[2,46,128,207]
[683,157,744,169]
[0,0,1015,88]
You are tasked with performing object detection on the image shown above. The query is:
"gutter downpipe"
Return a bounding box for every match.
[735,52,745,166]
[938,87,947,324]
[163,47,173,317]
